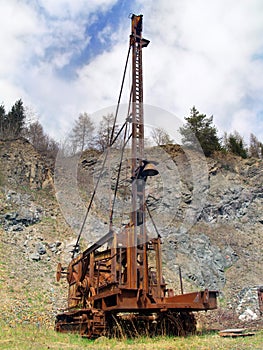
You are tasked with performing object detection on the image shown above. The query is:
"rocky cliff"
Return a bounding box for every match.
[0,139,262,329]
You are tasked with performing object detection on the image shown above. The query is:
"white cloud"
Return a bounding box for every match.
[0,2,40,75]
[0,0,263,143]
[37,0,118,18]
[139,0,263,141]
[231,109,257,139]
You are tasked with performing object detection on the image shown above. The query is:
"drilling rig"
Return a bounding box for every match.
[55,14,218,338]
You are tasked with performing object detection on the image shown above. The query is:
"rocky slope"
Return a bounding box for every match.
[0,139,74,327]
[0,139,262,329]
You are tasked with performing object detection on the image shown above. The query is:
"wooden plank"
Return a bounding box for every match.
[219,329,255,338]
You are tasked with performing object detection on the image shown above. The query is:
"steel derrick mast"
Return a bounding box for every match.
[128,14,150,291]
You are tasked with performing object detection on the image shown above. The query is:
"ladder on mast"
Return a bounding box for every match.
[127,14,150,290]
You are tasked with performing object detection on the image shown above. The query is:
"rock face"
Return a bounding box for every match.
[0,138,52,189]
[237,286,262,322]
[1,190,43,231]
[0,140,262,327]
[76,145,263,320]
[163,151,262,287]
[163,231,238,291]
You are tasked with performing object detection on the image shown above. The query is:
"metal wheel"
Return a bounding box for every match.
[158,312,183,336]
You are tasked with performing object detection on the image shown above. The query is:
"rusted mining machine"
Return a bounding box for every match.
[55,14,218,338]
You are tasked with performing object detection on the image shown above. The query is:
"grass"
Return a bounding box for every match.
[0,323,262,350]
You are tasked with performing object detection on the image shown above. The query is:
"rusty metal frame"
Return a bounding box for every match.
[55,14,218,338]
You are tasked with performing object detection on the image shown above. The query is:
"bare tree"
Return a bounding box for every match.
[150,127,173,146]
[69,113,95,153]
[249,133,262,159]
[23,121,45,149]
[23,120,59,159]
[95,113,120,151]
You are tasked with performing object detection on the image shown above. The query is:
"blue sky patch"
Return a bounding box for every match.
[55,0,141,79]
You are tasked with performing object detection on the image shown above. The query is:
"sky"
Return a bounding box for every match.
[1,0,263,143]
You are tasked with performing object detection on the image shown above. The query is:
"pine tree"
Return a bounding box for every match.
[0,99,26,140]
[0,104,6,139]
[179,106,221,156]
[224,131,247,158]
[7,99,25,138]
